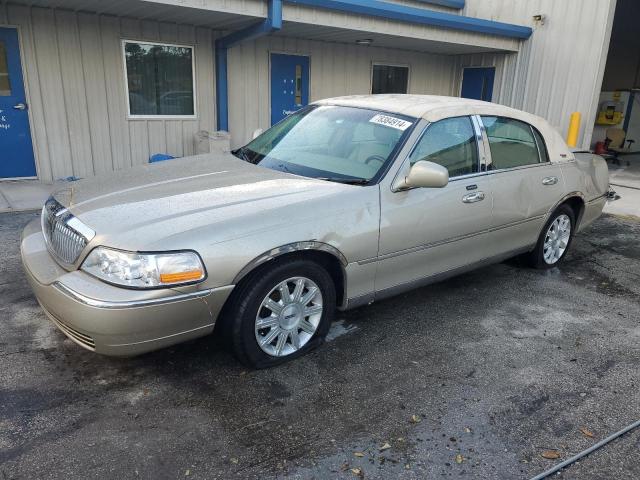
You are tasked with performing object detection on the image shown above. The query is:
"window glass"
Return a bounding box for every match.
[124,41,194,116]
[238,105,414,183]
[532,127,549,163]
[0,42,11,96]
[409,116,478,178]
[372,65,409,94]
[481,116,541,169]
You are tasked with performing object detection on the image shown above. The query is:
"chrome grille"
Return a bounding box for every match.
[42,197,94,265]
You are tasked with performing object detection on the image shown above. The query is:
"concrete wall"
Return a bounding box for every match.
[0,4,217,182]
[227,35,458,148]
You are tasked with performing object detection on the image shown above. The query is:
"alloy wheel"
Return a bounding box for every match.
[254,276,323,357]
[543,214,571,265]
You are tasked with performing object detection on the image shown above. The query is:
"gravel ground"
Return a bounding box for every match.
[1,211,639,479]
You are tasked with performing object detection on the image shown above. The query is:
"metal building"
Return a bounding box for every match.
[0,0,618,181]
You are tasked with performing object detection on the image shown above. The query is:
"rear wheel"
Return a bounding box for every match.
[526,204,575,269]
[223,259,336,368]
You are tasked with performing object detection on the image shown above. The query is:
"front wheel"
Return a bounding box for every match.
[223,259,336,368]
[526,204,575,269]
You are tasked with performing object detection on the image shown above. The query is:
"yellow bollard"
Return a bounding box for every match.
[566,112,581,147]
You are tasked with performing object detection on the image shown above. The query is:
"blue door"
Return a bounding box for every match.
[461,67,495,102]
[270,53,309,125]
[0,27,36,178]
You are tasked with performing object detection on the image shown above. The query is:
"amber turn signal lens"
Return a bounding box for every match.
[159,270,204,284]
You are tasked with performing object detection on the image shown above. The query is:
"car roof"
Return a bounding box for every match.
[312,94,574,162]
[314,94,541,123]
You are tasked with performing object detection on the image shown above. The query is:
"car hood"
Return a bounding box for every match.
[53,153,350,249]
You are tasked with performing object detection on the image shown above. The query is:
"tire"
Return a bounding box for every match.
[526,204,575,269]
[221,258,336,368]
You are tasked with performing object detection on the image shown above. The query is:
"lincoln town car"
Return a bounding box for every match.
[21,95,609,367]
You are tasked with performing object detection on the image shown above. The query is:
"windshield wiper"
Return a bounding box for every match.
[316,177,370,185]
[232,146,253,163]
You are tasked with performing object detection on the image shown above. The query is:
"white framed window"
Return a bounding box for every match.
[371,63,410,94]
[122,40,196,119]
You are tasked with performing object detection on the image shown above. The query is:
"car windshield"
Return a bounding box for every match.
[234,105,416,184]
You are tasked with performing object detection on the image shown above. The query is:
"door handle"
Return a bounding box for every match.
[462,191,485,203]
[13,103,27,110]
[542,176,558,186]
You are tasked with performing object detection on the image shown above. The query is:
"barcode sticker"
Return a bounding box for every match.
[369,114,413,131]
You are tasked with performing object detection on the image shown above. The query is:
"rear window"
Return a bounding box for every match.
[481,116,541,170]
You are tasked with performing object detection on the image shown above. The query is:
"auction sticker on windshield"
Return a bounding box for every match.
[369,114,413,131]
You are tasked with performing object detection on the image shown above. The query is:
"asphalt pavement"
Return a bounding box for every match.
[1,211,639,479]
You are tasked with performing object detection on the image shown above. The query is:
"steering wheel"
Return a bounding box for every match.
[364,155,386,166]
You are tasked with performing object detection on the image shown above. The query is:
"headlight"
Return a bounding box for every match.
[81,247,206,289]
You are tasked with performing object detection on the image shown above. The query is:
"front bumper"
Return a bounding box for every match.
[21,218,234,356]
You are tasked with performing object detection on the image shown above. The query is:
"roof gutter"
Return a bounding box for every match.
[286,0,532,39]
[215,0,283,131]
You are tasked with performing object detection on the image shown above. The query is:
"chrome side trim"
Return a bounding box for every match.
[53,282,216,309]
[587,193,608,204]
[233,241,349,284]
[358,215,545,265]
[372,245,533,304]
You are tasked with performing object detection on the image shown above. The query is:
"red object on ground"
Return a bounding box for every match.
[594,141,607,155]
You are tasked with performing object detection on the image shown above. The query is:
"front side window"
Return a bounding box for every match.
[372,64,409,94]
[124,41,195,117]
[235,105,415,184]
[409,116,478,178]
[481,116,541,169]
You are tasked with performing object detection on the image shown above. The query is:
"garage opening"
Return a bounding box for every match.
[592,0,640,164]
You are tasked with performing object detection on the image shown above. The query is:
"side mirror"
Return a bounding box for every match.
[395,160,449,190]
[252,128,264,140]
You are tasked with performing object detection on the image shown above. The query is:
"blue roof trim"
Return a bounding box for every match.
[415,0,465,9]
[286,0,532,39]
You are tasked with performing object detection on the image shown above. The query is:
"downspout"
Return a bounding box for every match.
[215,0,283,131]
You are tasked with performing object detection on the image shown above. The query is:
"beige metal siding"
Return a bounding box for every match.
[227,36,458,148]
[1,5,217,181]
[282,3,520,54]
[459,0,617,148]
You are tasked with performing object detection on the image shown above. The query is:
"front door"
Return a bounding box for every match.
[377,116,493,293]
[461,67,495,102]
[0,27,36,178]
[270,53,309,126]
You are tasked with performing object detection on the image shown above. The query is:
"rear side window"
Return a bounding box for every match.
[481,116,541,170]
[409,116,478,178]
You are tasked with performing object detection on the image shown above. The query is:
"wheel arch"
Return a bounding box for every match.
[231,241,348,307]
[548,192,586,229]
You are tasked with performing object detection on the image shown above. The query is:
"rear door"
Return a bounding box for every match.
[376,116,494,292]
[480,115,564,251]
